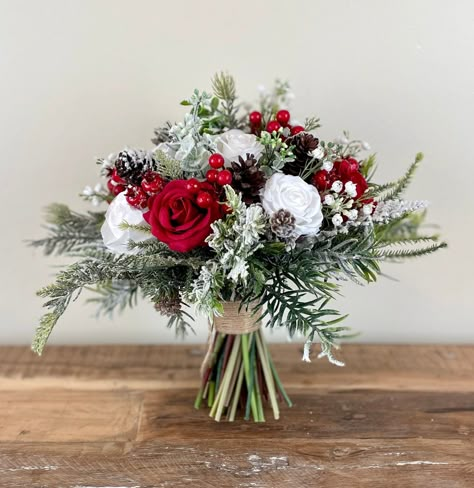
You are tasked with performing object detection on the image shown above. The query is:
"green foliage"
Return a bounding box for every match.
[304,117,321,132]
[373,153,424,201]
[29,204,104,256]
[211,71,240,129]
[154,149,183,180]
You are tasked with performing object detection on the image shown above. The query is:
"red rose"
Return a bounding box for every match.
[144,180,222,253]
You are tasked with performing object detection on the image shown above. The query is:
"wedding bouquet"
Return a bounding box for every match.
[30,73,446,422]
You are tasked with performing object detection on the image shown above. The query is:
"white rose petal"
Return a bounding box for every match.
[261,173,323,238]
[101,192,150,255]
[215,129,264,165]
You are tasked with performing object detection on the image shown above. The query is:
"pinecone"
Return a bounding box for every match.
[284,132,319,177]
[115,149,155,185]
[154,296,181,317]
[230,154,266,204]
[270,209,296,239]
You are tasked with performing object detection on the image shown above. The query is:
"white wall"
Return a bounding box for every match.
[0,0,472,347]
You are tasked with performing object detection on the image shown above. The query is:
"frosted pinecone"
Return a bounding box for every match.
[115,149,156,185]
[270,209,296,239]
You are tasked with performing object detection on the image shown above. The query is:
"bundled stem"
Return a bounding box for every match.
[195,328,291,422]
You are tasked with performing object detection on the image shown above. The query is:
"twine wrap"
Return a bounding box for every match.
[200,302,261,378]
[213,301,261,335]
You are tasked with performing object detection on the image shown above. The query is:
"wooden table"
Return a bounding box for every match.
[0,344,472,487]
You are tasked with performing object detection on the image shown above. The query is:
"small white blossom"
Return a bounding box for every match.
[322,160,334,172]
[82,185,94,197]
[311,146,325,159]
[334,135,349,145]
[332,213,343,227]
[344,181,358,198]
[361,141,371,150]
[363,203,374,215]
[257,84,267,94]
[346,209,359,221]
[324,194,335,206]
[331,180,343,193]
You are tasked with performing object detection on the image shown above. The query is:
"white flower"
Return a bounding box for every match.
[346,209,359,221]
[322,160,334,172]
[261,173,323,238]
[82,185,94,197]
[335,135,349,145]
[215,129,264,164]
[101,192,150,254]
[344,181,358,198]
[361,141,371,150]
[324,194,335,206]
[332,213,343,227]
[311,146,325,159]
[331,180,343,193]
[363,203,374,216]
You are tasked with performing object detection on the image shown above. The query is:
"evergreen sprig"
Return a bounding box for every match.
[29,204,104,256]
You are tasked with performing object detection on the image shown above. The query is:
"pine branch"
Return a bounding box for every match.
[86,280,139,317]
[377,241,447,260]
[379,153,424,201]
[29,204,104,256]
[211,71,239,128]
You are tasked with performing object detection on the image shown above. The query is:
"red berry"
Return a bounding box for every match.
[208,153,225,169]
[346,157,359,172]
[141,171,165,194]
[217,169,232,186]
[249,111,262,126]
[290,125,305,135]
[206,169,219,183]
[312,170,330,190]
[222,203,233,214]
[276,110,290,127]
[111,168,126,184]
[125,186,148,209]
[266,120,281,133]
[107,179,125,196]
[196,191,214,208]
[185,178,201,193]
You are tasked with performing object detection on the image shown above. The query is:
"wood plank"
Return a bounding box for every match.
[0,438,472,487]
[0,344,472,487]
[1,344,473,391]
[0,390,143,443]
[138,389,474,441]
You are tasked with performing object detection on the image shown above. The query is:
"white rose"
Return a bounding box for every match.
[261,173,323,237]
[215,129,264,164]
[101,192,150,254]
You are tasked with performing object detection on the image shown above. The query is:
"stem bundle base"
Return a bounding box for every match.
[194,328,292,422]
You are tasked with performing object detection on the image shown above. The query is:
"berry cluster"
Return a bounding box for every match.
[185,153,233,209]
[107,168,164,209]
[312,157,374,226]
[249,109,305,136]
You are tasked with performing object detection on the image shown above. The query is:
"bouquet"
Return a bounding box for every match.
[30,73,446,422]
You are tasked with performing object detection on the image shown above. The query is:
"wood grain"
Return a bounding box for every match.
[0,344,472,487]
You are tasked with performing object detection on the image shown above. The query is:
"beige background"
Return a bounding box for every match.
[0,0,472,347]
